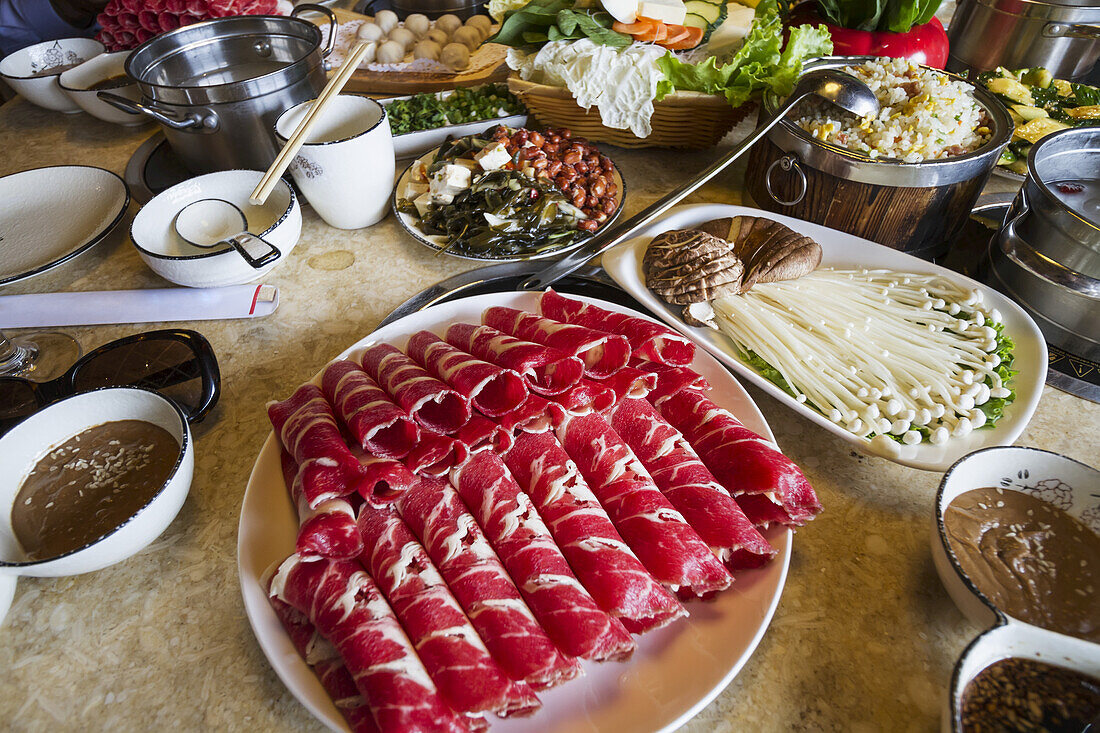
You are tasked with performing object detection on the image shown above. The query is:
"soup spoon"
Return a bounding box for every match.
[173,198,282,269]
[519,68,881,291]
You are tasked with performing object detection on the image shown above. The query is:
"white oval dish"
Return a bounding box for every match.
[238,291,793,733]
[0,387,194,623]
[0,38,104,113]
[58,50,147,127]
[130,170,301,288]
[600,203,1048,472]
[931,446,1100,731]
[0,165,130,287]
[379,90,527,159]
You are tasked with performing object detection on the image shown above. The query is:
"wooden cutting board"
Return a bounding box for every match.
[320,7,511,95]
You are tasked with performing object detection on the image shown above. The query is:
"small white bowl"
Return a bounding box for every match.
[0,38,104,113]
[932,446,1100,731]
[946,623,1100,731]
[0,388,194,623]
[130,170,301,288]
[932,446,1100,629]
[59,51,148,127]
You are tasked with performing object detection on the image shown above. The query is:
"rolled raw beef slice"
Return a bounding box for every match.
[539,289,696,366]
[450,451,635,662]
[281,449,363,561]
[268,383,363,508]
[610,397,775,571]
[556,411,733,598]
[543,379,616,416]
[505,431,685,633]
[482,306,630,379]
[403,432,470,478]
[361,343,472,435]
[456,415,514,455]
[357,500,540,717]
[656,390,822,527]
[321,360,420,459]
[588,366,657,408]
[445,323,585,397]
[264,570,379,733]
[270,555,473,732]
[495,393,566,436]
[405,331,529,418]
[631,360,710,406]
[395,476,581,690]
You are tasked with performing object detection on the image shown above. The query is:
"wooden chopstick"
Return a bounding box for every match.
[250,42,373,205]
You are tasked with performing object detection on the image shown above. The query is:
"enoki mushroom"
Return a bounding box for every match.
[712,269,1013,451]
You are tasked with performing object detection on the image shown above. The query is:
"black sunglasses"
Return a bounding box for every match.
[0,329,220,437]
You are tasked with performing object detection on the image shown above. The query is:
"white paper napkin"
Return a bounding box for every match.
[0,284,279,328]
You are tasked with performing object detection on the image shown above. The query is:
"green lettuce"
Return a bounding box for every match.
[655,0,832,107]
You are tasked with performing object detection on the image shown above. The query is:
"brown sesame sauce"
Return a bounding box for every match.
[11,420,179,561]
[944,487,1100,643]
[960,657,1100,732]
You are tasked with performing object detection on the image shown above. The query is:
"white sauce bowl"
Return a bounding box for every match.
[130,170,301,288]
[0,38,104,113]
[58,51,148,127]
[0,388,194,623]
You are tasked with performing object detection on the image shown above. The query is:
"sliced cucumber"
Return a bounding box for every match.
[685,0,721,23]
[683,11,708,28]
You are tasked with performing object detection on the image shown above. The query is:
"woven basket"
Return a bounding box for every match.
[507,75,753,149]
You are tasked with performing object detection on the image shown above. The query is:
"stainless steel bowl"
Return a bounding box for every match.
[947,0,1100,82]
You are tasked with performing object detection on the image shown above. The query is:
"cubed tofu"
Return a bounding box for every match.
[401,181,429,200]
[413,192,435,217]
[474,141,512,171]
[638,0,687,25]
[429,164,471,198]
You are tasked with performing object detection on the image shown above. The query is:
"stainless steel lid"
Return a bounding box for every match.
[965,0,1100,21]
[126,14,326,106]
[761,56,1013,187]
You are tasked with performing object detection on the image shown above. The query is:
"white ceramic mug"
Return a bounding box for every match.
[274,94,395,230]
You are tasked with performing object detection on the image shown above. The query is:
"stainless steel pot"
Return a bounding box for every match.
[987,127,1100,360]
[100,5,336,174]
[947,0,1100,81]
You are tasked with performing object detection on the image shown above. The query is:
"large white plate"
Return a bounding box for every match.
[601,203,1048,473]
[0,165,129,287]
[238,291,792,733]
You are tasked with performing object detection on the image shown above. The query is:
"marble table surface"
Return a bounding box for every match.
[0,94,1096,733]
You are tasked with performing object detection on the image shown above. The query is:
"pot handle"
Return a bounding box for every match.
[1043,23,1100,40]
[764,154,807,206]
[292,3,339,60]
[224,232,282,269]
[96,92,218,132]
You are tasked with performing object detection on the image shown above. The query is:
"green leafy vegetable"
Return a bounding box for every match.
[385,85,525,136]
[656,0,832,108]
[488,0,630,48]
[816,0,940,33]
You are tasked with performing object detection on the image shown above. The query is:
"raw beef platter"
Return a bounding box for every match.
[260,289,821,732]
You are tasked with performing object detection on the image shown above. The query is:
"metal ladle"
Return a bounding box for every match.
[516,68,881,291]
[173,198,281,269]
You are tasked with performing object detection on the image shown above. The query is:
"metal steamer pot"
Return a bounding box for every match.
[947,0,1100,82]
[745,57,1012,260]
[100,6,336,174]
[987,126,1100,361]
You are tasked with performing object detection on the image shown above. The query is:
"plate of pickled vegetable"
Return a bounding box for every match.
[391,125,625,261]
